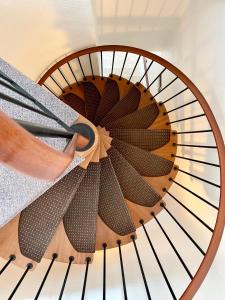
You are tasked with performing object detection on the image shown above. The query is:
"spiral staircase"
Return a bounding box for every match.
[0,45,224,300]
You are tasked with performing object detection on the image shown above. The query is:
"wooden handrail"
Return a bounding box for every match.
[0,111,97,180]
[38,45,225,299]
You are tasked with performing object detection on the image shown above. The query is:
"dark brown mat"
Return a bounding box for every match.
[108,147,161,207]
[109,129,170,151]
[100,85,141,126]
[94,79,120,125]
[18,167,86,262]
[106,103,159,129]
[63,163,100,253]
[98,157,135,235]
[82,81,101,121]
[111,138,173,177]
[62,93,86,116]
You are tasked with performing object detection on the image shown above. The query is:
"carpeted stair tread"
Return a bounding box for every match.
[94,78,120,125]
[18,167,86,262]
[111,138,173,177]
[105,103,159,129]
[63,163,100,253]
[100,85,141,126]
[109,128,171,151]
[108,147,161,206]
[83,81,101,121]
[98,157,135,235]
[62,93,86,116]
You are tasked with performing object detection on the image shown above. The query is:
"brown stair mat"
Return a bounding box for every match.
[82,81,101,121]
[18,167,86,262]
[109,128,170,151]
[108,146,161,206]
[98,157,135,235]
[63,163,100,253]
[62,93,86,116]
[111,138,173,177]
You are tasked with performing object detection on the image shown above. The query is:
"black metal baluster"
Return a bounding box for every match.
[103,243,107,300]
[161,204,205,255]
[164,189,213,232]
[131,236,151,300]
[34,253,57,299]
[50,75,65,93]
[152,213,193,279]
[81,257,91,300]
[158,73,162,93]
[137,60,154,86]
[166,113,205,125]
[175,129,212,135]
[169,178,218,210]
[67,62,80,86]
[163,100,198,115]
[58,256,74,300]
[127,55,141,84]
[174,167,220,188]
[0,91,56,120]
[140,221,177,300]
[89,53,95,80]
[77,57,86,81]
[8,263,33,300]
[100,51,104,80]
[117,240,128,300]
[151,76,178,99]
[160,87,188,105]
[174,143,217,149]
[119,52,128,80]
[58,68,72,89]
[110,50,115,77]
[43,83,59,98]
[0,255,16,276]
[171,154,219,168]
[144,67,166,91]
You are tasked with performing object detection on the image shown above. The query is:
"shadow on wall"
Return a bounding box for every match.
[91,0,190,51]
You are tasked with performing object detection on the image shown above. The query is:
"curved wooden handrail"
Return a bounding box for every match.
[38,45,225,299]
[0,111,97,180]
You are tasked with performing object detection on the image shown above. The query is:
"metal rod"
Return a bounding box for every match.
[164,189,213,232]
[161,204,205,255]
[103,243,107,300]
[174,143,217,149]
[8,263,33,299]
[170,178,218,210]
[151,76,178,99]
[67,62,79,85]
[117,240,128,300]
[100,51,104,79]
[77,57,86,81]
[15,119,73,138]
[34,253,57,299]
[119,52,128,80]
[161,87,188,105]
[166,113,205,125]
[137,60,154,85]
[89,53,95,80]
[0,91,56,120]
[175,167,220,188]
[175,129,212,135]
[58,256,74,300]
[43,83,59,97]
[145,67,166,91]
[110,50,115,77]
[131,236,151,299]
[0,255,16,276]
[50,75,65,93]
[81,257,91,300]
[152,213,193,279]
[128,55,141,83]
[58,68,72,89]
[164,100,198,114]
[171,154,219,167]
[140,221,177,300]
